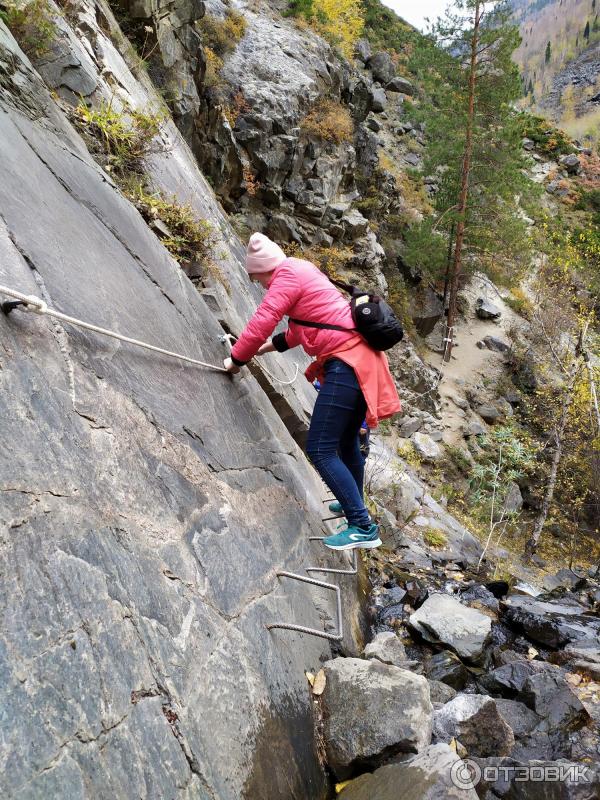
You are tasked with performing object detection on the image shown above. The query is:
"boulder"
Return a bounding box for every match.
[559,153,581,175]
[464,420,487,437]
[386,76,414,95]
[365,115,381,132]
[494,698,542,739]
[482,335,511,353]
[412,432,442,462]
[400,416,423,438]
[321,658,433,777]
[502,595,600,648]
[480,660,555,697]
[426,651,470,690]
[355,38,372,63]
[460,584,500,615]
[394,475,424,522]
[364,632,409,667]
[338,744,479,800]
[521,670,590,731]
[342,208,369,238]
[428,680,458,706]
[476,404,501,423]
[476,298,502,320]
[542,568,587,593]
[432,694,515,757]
[522,137,535,150]
[367,51,396,84]
[409,594,492,660]
[370,86,388,113]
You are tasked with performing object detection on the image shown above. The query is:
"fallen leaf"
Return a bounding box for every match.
[305,671,315,687]
[335,780,352,793]
[312,669,326,695]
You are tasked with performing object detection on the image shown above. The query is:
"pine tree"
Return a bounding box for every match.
[545,40,552,62]
[584,19,590,39]
[407,0,534,361]
[593,0,596,12]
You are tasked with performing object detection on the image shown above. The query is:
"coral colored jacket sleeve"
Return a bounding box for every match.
[231,266,302,364]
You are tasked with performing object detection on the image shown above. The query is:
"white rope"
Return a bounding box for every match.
[0,284,228,373]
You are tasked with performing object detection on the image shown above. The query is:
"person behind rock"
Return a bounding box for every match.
[223,233,401,550]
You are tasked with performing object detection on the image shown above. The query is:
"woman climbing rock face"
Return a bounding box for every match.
[224,233,401,550]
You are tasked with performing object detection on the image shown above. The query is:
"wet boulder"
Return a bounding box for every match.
[321,657,433,778]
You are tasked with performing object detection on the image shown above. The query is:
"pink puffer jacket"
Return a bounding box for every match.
[231,257,402,428]
[231,258,357,362]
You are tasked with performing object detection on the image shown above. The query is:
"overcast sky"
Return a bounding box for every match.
[381,0,451,31]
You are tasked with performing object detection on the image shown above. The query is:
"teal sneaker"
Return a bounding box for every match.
[322,523,381,551]
[328,501,344,515]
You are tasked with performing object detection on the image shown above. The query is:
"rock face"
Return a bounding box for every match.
[321,658,433,778]
[0,19,362,800]
[338,744,480,800]
[409,594,492,660]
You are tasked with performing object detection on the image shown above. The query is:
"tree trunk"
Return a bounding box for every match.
[444,0,482,363]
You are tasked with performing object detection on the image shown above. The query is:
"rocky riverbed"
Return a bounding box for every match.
[309,520,600,798]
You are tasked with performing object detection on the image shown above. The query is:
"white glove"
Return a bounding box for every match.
[223,357,241,374]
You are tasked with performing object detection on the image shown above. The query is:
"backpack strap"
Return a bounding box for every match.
[289,317,356,333]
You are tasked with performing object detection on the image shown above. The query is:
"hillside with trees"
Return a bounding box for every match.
[513,0,600,143]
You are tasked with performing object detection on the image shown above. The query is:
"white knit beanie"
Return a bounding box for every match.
[245,233,287,274]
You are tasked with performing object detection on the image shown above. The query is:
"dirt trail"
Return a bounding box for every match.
[423,276,525,446]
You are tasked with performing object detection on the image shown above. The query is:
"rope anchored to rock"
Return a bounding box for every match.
[0,283,229,373]
[0,284,302,386]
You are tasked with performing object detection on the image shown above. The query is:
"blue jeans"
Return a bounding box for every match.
[306,359,371,528]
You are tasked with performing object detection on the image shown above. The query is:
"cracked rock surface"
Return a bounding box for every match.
[0,21,362,800]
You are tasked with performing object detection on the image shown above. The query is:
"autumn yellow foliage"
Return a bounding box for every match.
[300,99,354,143]
[312,0,364,59]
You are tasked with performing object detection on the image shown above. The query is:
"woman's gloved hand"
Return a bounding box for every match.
[223,357,241,374]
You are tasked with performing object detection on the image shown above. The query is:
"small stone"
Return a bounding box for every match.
[412,432,442,462]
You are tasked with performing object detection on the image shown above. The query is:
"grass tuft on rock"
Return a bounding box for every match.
[71,99,164,178]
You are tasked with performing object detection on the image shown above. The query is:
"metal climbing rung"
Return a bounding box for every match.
[307,540,358,576]
[267,571,343,642]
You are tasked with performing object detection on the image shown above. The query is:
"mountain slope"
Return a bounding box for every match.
[513,0,600,142]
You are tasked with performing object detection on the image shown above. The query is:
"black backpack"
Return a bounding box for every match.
[289,278,404,352]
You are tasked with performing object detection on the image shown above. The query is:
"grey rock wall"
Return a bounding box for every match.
[0,21,364,800]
